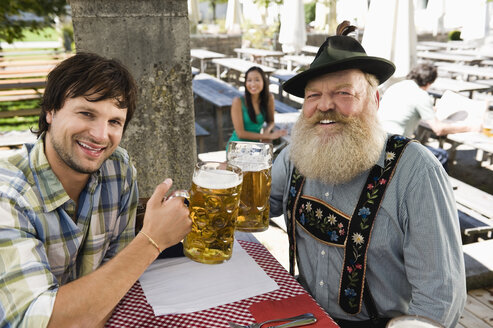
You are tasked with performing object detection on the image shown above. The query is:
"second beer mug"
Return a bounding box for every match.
[227,141,273,232]
[183,161,243,264]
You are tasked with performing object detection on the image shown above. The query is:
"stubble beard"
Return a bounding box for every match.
[289,108,386,185]
[49,133,108,175]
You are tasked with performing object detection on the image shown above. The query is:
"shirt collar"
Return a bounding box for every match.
[375,134,391,169]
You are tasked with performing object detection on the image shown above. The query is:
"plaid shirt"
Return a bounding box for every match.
[0,136,138,327]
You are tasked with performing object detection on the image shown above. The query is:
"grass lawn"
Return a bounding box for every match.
[0,100,40,132]
[20,27,60,42]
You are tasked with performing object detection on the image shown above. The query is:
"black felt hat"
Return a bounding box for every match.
[283,24,396,98]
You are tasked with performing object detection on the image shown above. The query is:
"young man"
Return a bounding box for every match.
[270,23,466,328]
[0,52,192,327]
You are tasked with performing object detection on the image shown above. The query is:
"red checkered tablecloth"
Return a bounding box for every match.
[106,240,334,328]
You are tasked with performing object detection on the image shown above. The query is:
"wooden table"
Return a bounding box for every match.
[281,55,314,72]
[301,45,319,54]
[417,51,484,65]
[212,57,276,81]
[417,41,478,51]
[428,77,491,99]
[446,131,493,164]
[437,64,493,81]
[105,239,337,328]
[234,48,284,65]
[190,49,226,73]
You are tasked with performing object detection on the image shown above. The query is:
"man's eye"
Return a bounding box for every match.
[110,120,123,126]
[306,93,319,99]
[80,112,92,117]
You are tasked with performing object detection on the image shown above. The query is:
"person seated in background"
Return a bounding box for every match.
[228,66,287,148]
[0,52,191,327]
[378,62,481,170]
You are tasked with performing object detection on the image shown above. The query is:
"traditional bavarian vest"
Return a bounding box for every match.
[286,135,414,315]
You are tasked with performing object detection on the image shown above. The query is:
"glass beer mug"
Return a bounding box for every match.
[182,161,243,264]
[227,141,273,232]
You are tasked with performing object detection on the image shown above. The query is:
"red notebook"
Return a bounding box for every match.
[249,293,340,327]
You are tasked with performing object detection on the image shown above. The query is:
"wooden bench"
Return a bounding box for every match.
[194,122,209,154]
[274,100,298,113]
[449,177,493,244]
[0,77,46,91]
[463,239,493,290]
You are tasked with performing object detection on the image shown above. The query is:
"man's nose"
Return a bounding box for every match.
[317,93,335,112]
[88,120,109,142]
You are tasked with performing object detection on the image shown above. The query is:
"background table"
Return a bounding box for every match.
[106,240,336,328]
[190,49,226,73]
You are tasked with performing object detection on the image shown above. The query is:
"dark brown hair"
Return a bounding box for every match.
[244,66,271,124]
[34,52,137,137]
[406,62,437,87]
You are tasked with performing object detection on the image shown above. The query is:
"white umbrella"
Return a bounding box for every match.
[461,0,488,42]
[188,0,200,26]
[225,0,243,34]
[279,0,307,54]
[362,0,417,79]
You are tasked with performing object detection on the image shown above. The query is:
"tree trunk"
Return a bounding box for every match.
[69,0,196,196]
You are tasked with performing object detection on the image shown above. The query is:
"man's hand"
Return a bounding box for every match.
[140,179,192,252]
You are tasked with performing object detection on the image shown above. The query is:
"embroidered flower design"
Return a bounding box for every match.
[300,213,306,225]
[386,151,396,161]
[339,228,345,236]
[347,266,353,273]
[305,202,312,212]
[329,230,339,242]
[290,186,296,197]
[352,232,364,245]
[327,214,337,225]
[344,288,357,297]
[355,263,362,270]
[358,207,370,218]
[379,178,387,185]
[367,184,374,190]
[315,208,323,219]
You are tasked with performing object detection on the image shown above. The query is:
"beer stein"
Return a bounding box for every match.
[483,111,493,137]
[227,141,273,232]
[182,161,243,264]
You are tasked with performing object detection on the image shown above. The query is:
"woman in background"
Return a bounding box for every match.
[228,66,287,147]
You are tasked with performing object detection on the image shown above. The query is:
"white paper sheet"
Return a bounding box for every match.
[139,240,279,316]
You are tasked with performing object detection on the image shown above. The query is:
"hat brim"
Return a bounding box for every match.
[282,56,396,98]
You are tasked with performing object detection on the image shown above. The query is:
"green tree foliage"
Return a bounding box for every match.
[200,0,227,23]
[304,1,316,24]
[0,0,67,43]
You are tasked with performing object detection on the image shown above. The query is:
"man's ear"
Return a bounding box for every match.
[46,110,54,124]
[375,90,380,109]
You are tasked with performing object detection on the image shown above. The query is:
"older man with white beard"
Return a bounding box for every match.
[270,22,466,328]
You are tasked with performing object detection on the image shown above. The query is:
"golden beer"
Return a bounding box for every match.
[183,162,242,264]
[483,111,493,137]
[227,141,273,232]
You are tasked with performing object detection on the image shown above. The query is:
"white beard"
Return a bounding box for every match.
[289,108,386,185]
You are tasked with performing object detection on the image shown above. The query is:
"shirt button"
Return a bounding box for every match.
[319,280,324,286]
[321,250,326,256]
[325,192,329,197]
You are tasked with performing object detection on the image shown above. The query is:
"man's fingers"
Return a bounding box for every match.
[148,178,173,208]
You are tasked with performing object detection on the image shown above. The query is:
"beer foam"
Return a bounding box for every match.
[193,169,241,189]
[229,160,270,172]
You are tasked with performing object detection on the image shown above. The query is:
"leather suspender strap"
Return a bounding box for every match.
[338,135,412,314]
[286,168,305,276]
